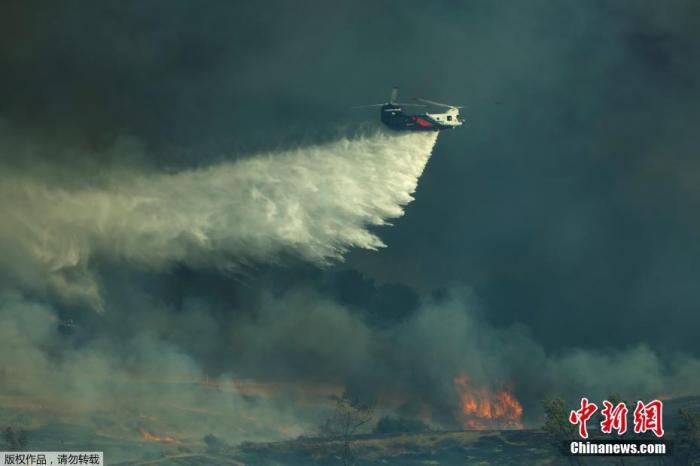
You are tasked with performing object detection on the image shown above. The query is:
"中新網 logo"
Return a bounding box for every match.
[569,398,664,439]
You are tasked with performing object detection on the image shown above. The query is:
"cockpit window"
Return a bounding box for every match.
[447,115,453,121]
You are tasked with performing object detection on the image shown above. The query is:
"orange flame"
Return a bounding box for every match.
[140,429,178,444]
[453,372,523,429]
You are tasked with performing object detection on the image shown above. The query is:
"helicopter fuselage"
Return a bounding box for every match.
[380,104,463,131]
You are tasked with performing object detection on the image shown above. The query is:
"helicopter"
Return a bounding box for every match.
[355,87,464,131]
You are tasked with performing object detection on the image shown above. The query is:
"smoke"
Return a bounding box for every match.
[1,124,699,450]
[0,128,452,451]
[0,292,320,447]
[0,130,438,309]
[4,282,698,453]
[225,287,700,428]
[0,2,698,461]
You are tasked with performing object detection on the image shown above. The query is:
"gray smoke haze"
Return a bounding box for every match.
[0,124,450,442]
[0,292,320,442]
[227,287,700,426]
[2,282,699,442]
[1,0,699,456]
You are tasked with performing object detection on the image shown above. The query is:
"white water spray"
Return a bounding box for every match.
[0,131,439,307]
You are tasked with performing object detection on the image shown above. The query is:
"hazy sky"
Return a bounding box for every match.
[1,0,699,438]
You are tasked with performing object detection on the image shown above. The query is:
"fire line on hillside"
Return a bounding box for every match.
[453,372,523,429]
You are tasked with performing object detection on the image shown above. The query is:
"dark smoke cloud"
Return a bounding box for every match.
[3,282,698,439]
[0,0,699,454]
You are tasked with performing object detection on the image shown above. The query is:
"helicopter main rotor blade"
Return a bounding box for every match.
[394,102,427,107]
[351,103,387,109]
[351,102,425,109]
[414,97,463,109]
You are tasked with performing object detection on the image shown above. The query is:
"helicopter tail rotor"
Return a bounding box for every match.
[390,87,399,104]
